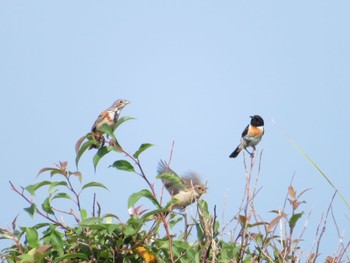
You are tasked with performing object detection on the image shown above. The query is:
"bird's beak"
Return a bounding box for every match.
[250,115,253,119]
[125,100,130,105]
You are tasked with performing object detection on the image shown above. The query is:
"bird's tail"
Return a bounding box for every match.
[229,145,241,158]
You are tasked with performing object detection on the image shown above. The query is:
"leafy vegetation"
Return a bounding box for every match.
[1,117,348,262]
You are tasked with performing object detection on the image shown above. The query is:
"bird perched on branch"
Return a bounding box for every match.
[90,99,130,149]
[229,115,264,158]
[157,160,207,210]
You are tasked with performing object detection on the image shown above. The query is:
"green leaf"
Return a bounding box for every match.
[53,253,89,263]
[75,140,96,167]
[79,216,103,226]
[128,189,160,209]
[110,160,135,172]
[80,209,88,221]
[18,254,34,262]
[24,203,37,218]
[42,197,54,215]
[82,182,108,191]
[102,213,120,220]
[25,227,39,248]
[25,181,51,196]
[198,200,209,217]
[289,212,304,229]
[195,221,205,241]
[133,143,154,158]
[97,123,116,140]
[39,226,63,255]
[125,224,137,236]
[93,145,114,171]
[114,116,135,130]
[52,192,72,200]
[69,171,82,182]
[49,181,68,191]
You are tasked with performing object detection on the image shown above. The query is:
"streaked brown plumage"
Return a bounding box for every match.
[90,99,130,149]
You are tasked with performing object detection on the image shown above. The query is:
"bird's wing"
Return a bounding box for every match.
[241,124,249,138]
[91,111,108,132]
[157,160,185,196]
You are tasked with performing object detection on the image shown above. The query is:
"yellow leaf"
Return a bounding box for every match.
[135,246,156,263]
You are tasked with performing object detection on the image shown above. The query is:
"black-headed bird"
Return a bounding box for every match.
[229,115,264,158]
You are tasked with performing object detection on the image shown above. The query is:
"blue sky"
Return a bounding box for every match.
[1,1,350,260]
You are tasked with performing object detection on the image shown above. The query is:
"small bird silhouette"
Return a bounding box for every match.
[157,160,207,210]
[90,99,130,149]
[229,115,264,158]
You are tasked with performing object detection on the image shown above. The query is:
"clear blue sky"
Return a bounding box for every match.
[1,1,350,260]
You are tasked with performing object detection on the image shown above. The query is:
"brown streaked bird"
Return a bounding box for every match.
[229,115,264,158]
[90,99,130,149]
[157,160,207,210]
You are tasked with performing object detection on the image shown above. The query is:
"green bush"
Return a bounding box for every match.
[1,117,347,263]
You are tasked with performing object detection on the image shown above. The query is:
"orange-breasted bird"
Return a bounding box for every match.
[90,99,130,148]
[157,160,207,210]
[229,115,264,158]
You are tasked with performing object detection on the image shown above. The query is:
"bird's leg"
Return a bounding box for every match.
[244,148,254,158]
[250,146,257,158]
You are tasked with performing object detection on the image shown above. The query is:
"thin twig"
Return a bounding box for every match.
[9,181,68,229]
[313,191,337,263]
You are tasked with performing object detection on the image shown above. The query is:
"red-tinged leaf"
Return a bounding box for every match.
[75,140,96,167]
[37,167,60,177]
[75,134,88,154]
[250,221,269,228]
[69,171,82,182]
[58,161,68,170]
[288,186,296,199]
[270,210,282,214]
[36,244,52,254]
[297,188,311,199]
[267,213,287,232]
[133,143,154,159]
[93,146,114,171]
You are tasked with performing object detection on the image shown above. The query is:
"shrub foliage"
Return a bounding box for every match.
[0,117,348,263]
